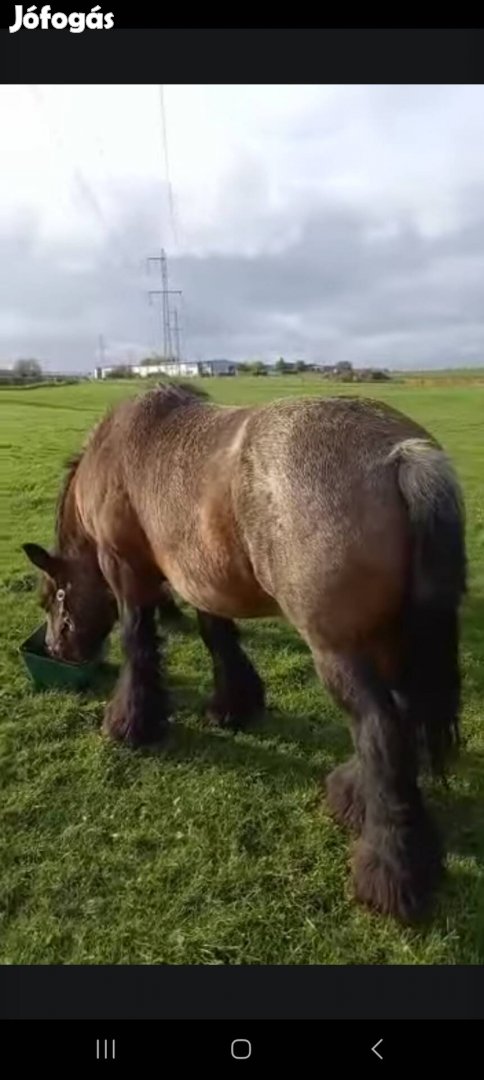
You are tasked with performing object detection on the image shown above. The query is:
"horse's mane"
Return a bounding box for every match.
[55,453,83,547]
[54,382,209,547]
[152,379,210,405]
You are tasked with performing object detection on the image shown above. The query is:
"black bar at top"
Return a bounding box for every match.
[1,28,484,84]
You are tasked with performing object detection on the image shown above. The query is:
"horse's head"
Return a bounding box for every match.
[22,542,117,662]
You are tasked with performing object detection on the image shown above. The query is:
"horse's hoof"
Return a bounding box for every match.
[102,700,168,747]
[202,701,240,729]
[351,822,443,922]
[203,695,264,731]
[326,758,365,833]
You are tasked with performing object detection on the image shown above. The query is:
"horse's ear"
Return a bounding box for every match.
[22,543,61,580]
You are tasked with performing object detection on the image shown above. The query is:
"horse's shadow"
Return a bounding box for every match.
[432,749,484,862]
[88,665,484,863]
[88,663,349,795]
[87,604,484,867]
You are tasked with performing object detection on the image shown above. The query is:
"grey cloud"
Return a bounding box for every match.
[2,174,484,371]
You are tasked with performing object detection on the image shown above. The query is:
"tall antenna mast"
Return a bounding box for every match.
[97,333,106,367]
[172,307,181,362]
[147,248,181,360]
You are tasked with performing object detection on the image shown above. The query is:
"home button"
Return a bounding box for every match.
[231,1039,252,1060]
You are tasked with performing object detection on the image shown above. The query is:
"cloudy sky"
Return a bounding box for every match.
[1,84,484,372]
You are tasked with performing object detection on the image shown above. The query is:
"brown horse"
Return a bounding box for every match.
[23,383,466,921]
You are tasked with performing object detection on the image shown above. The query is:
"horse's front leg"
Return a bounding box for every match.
[197,611,265,729]
[99,552,169,746]
[158,579,187,626]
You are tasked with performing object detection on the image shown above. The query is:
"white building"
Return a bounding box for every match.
[132,360,200,378]
[94,358,236,379]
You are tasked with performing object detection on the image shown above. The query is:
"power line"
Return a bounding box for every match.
[159,85,178,248]
[156,87,189,359]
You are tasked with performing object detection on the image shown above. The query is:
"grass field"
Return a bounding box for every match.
[1,375,483,965]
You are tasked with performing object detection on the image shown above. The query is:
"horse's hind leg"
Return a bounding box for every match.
[322,634,403,834]
[197,611,265,729]
[312,646,443,921]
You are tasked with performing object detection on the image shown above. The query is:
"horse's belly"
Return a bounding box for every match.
[160,552,280,619]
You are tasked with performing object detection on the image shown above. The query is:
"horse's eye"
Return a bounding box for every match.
[56,589,65,602]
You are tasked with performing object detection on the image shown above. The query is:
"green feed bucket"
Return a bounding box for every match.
[20,623,104,691]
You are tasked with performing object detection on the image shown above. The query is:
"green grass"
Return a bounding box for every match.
[1,375,483,964]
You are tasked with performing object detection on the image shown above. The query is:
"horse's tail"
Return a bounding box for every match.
[388,437,467,776]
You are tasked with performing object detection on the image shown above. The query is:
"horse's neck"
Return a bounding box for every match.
[57,475,92,562]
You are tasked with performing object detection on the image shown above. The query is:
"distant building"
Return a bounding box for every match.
[93,358,236,380]
[132,360,200,378]
[199,359,236,377]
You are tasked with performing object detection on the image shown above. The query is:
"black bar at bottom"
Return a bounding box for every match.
[0,966,482,1020]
